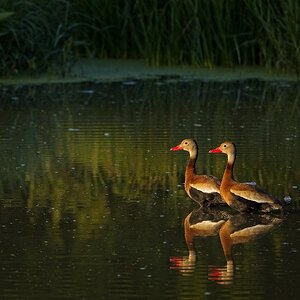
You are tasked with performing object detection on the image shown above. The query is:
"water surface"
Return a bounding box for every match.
[0,79,299,299]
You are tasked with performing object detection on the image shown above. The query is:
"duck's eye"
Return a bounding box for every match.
[223,144,227,148]
[184,142,188,145]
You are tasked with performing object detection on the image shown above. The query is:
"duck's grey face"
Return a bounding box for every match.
[209,141,235,155]
[170,139,194,152]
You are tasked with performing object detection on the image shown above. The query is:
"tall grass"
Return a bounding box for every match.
[244,0,300,75]
[0,0,91,76]
[0,0,299,76]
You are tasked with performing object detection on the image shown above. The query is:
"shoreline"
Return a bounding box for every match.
[0,59,298,85]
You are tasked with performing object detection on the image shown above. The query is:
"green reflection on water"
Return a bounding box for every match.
[1,80,299,208]
[0,79,299,299]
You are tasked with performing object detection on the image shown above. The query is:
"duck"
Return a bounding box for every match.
[209,141,283,213]
[170,139,224,206]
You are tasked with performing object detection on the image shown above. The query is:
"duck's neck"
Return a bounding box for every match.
[219,220,234,262]
[222,152,236,184]
[185,148,198,181]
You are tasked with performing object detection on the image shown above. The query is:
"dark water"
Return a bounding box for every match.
[0,79,299,299]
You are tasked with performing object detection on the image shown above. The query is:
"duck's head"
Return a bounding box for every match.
[209,141,236,157]
[170,139,197,153]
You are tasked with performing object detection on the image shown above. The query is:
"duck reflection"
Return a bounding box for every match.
[209,214,282,284]
[169,208,231,275]
[170,208,283,284]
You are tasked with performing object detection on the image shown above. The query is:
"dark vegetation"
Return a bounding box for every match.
[0,0,299,76]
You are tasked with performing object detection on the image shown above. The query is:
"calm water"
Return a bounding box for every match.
[0,79,299,299]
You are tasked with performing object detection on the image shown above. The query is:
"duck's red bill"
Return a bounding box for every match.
[170,145,183,151]
[209,147,222,153]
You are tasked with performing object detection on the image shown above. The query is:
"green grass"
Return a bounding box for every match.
[0,0,299,76]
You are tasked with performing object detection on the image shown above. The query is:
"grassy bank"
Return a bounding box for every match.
[0,0,299,77]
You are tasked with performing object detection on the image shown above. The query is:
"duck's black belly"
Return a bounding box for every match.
[189,187,224,207]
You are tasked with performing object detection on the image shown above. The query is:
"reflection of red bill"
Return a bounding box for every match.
[208,267,222,279]
[169,256,184,269]
[208,264,234,285]
[169,256,196,275]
